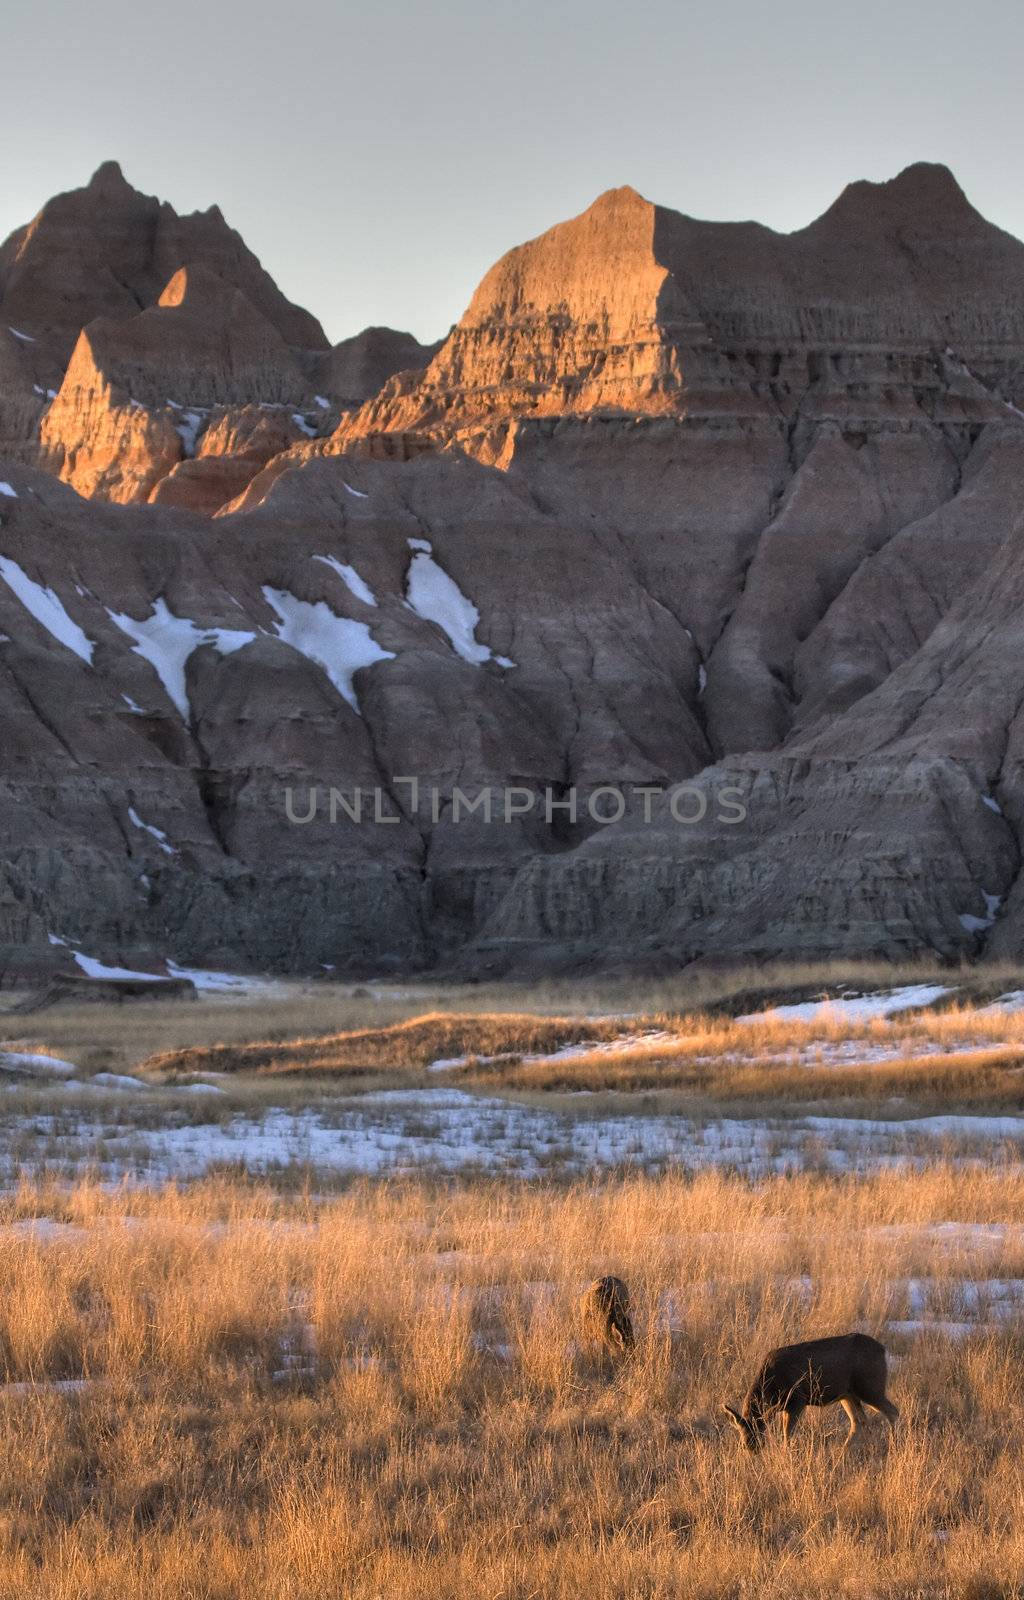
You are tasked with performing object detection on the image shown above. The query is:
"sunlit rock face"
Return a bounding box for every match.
[3,161,1024,978]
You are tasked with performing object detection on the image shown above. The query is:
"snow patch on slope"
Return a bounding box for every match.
[405,540,512,667]
[0,1051,78,1080]
[165,960,276,994]
[0,557,95,663]
[171,409,206,457]
[262,587,394,713]
[959,892,1002,934]
[106,599,255,719]
[127,807,177,856]
[312,555,377,606]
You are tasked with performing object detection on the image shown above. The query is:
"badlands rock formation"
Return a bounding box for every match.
[2,160,1024,978]
[1,164,437,507]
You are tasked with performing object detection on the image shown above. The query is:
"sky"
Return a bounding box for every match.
[2,0,1024,345]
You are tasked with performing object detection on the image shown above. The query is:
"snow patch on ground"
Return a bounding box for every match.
[312,555,377,606]
[737,985,951,1025]
[0,1051,78,1080]
[70,951,173,983]
[805,1112,1024,1142]
[291,413,316,438]
[428,1030,693,1073]
[7,326,34,342]
[0,558,95,663]
[984,991,1024,1013]
[0,481,17,498]
[165,961,276,994]
[106,598,255,719]
[262,587,394,713]
[342,481,368,499]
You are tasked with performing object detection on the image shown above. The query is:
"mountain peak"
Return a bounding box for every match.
[157,262,231,310]
[584,184,654,219]
[815,162,978,233]
[86,159,132,194]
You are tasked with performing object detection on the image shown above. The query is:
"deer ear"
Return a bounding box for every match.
[722,1403,746,1432]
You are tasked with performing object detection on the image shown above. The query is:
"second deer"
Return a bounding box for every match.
[580,1275,635,1355]
[722,1332,899,1451]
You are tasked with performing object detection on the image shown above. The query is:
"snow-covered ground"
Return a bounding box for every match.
[4,1085,1024,1185]
[3,980,1021,1185]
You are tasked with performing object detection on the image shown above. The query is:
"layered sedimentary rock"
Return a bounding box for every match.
[5,161,1024,978]
[338,165,1024,442]
[149,406,309,516]
[39,263,319,503]
[0,164,439,510]
[0,160,326,362]
[471,506,1024,976]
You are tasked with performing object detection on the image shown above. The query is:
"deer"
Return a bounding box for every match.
[579,1275,635,1355]
[722,1332,899,1451]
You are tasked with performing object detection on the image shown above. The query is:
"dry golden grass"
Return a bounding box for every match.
[4,953,1020,1079]
[471,1003,1024,1106]
[110,990,1024,1115]
[0,1167,1024,1596]
[144,1010,631,1079]
[0,984,429,1076]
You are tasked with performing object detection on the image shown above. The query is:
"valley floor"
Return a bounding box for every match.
[2,1168,1024,1598]
[2,964,1024,1595]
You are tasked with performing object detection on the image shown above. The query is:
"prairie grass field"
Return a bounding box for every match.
[3,962,1024,1594]
[2,1169,1024,1597]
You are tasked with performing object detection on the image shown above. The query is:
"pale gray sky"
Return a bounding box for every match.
[2,0,1023,344]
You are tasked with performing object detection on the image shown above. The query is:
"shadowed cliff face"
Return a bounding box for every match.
[3,161,1024,979]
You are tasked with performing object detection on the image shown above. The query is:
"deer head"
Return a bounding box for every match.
[722,1403,762,1451]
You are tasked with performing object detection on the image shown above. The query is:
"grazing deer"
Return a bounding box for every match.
[580,1275,635,1355]
[722,1332,898,1451]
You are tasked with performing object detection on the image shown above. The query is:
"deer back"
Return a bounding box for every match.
[749,1333,886,1414]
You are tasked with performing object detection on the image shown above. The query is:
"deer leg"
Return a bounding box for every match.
[861,1395,900,1431]
[877,1397,899,1431]
[840,1396,865,1450]
[781,1403,805,1445]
